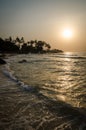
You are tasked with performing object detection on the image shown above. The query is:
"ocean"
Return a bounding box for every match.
[0,52,86,130]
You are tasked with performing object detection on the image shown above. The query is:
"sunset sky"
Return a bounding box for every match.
[0,0,86,52]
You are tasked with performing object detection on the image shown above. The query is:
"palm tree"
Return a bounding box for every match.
[35,41,45,53]
[9,36,12,42]
[16,37,21,44]
[45,43,51,50]
[15,37,22,49]
[44,42,51,51]
[21,37,24,43]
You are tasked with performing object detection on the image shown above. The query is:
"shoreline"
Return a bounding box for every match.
[0,54,86,130]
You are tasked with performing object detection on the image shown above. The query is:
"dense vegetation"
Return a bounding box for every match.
[0,37,63,54]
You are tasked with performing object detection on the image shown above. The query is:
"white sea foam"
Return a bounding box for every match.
[2,64,33,91]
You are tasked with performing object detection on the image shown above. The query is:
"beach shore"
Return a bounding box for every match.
[0,58,86,130]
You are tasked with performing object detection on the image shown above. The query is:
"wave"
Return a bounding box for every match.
[2,64,34,92]
[1,62,86,130]
[50,52,86,59]
[54,55,86,59]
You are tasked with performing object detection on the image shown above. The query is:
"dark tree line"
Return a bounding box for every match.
[0,37,63,54]
[0,37,19,53]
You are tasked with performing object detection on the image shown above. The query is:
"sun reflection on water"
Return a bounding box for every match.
[56,94,66,101]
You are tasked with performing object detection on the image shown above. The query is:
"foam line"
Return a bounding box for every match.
[2,64,33,91]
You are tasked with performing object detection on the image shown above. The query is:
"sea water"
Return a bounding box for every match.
[0,52,86,130]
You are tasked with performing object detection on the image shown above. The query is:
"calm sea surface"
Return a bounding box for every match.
[0,52,86,130]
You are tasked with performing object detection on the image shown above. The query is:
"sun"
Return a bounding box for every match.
[62,29,73,38]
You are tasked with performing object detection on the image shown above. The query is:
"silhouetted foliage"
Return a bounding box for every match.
[0,37,19,53]
[0,37,63,54]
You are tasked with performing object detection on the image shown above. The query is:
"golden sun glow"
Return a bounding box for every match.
[62,29,73,38]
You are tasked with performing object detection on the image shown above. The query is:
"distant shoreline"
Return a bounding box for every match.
[0,37,63,54]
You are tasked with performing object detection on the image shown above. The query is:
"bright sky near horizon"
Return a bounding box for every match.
[0,0,86,52]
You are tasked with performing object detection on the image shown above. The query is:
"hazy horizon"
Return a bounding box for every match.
[0,0,86,52]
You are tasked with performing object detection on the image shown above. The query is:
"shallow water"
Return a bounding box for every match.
[0,52,86,130]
